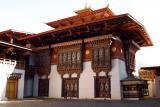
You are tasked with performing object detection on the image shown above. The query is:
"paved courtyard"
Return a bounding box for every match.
[0,98,160,107]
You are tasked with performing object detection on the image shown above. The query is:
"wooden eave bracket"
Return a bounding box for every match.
[127,14,153,46]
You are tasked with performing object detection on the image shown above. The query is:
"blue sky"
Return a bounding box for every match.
[0,0,160,72]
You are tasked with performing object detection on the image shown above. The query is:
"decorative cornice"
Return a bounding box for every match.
[7,73,22,79]
[33,34,114,51]
[51,40,83,48]
[84,34,113,43]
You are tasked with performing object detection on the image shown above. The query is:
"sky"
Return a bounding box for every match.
[0,0,160,73]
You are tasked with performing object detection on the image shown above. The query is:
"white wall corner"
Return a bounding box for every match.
[0,76,7,101]
[49,65,62,98]
[110,59,127,100]
[79,61,96,99]
[14,69,25,99]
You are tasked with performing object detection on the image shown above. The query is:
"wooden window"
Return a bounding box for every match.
[68,52,71,67]
[72,51,76,62]
[57,50,82,74]
[68,52,71,61]
[99,48,104,65]
[59,54,62,64]
[93,48,98,65]
[104,48,110,65]
[63,53,66,63]
[77,51,80,61]
[92,46,110,72]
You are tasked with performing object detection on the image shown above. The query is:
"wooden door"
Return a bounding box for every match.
[95,77,110,98]
[6,79,18,99]
[38,79,49,97]
[62,78,78,97]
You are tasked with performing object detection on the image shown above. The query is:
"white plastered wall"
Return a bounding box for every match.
[0,60,16,100]
[79,61,96,99]
[49,59,127,100]
[0,76,7,101]
[13,69,25,99]
[49,65,62,98]
[0,59,25,100]
[0,69,25,100]
[110,59,127,100]
[49,62,96,99]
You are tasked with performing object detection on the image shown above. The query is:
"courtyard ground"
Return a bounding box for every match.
[0,98,160,107]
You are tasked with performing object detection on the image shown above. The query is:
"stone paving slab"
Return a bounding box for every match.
[0,98,160,107]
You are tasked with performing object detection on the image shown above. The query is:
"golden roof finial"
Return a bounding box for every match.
[84,0,90,8]
[85,0,88,8]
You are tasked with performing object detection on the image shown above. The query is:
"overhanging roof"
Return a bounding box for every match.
[17,8,153,47]
[0,40,32,51]
[0,29,33,38]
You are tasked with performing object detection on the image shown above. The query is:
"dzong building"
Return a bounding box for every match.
[0,7,153,100]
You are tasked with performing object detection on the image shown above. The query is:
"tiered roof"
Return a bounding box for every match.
[9,7,153,47]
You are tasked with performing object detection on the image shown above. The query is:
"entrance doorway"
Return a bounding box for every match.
[38,79,49,97]
[62,78,78,98]
[95,76,110,98]
[6,79,18,99]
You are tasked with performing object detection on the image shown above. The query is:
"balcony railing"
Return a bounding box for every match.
[0,58,25,69]
[0,58,16,66]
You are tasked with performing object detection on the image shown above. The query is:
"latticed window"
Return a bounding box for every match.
[93,48,98,65]
[59,53,62,64]
[72,52,76,62]
[77,51,80,61]
[93,47,110,65]
[67,52,71,67]
[58,51,81,66]
[99,48,104,65]
[57,49,82,74]
[92,46,110,72]
[99,48,103,58]
[104,48,110,66]
[68,52,71,61]
[63,53,67,62]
